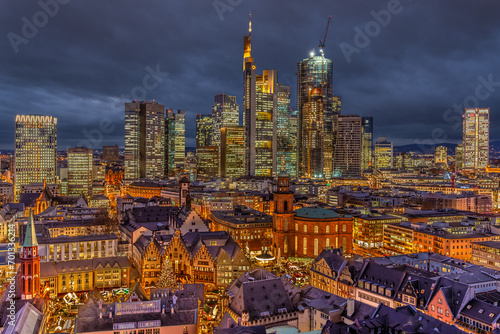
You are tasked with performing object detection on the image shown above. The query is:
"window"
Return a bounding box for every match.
[303,238,307,255]
[342,224,347,232]
[314,238,319,256]
[295,224,298,232]
[314,226,319,234]
[284,219,288,231]
[326,225,330,233]
[326,238,330,248]
[303,225,307,233]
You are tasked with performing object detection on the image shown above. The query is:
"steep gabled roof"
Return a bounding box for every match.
[23,210,38,248]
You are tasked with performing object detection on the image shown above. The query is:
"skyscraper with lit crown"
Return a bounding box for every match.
[297,48,335,178]
[14,115,57,201]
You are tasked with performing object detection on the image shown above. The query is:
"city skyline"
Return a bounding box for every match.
[2,1,500,150]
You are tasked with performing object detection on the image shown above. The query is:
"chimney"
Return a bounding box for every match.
[347,298,355,317]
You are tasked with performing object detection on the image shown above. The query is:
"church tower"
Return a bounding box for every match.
[20,210,40,300]
[273,171,295,258]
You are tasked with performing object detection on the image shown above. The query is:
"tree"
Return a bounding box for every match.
[157,257,177,290]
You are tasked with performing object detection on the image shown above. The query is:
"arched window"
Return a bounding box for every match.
[314,226,319,234]
[336,224,338,232]
[284,219,288,231]
[342,237,347,251]
[342,224,347,232]
[314,238,319,256]
[295,236,298,252]
[295,223,298,231]
[28,264,32,276]
[303,225,307,233]
[284,201,288,212]
[28,278,32,293]
[336,237,339,248]
[326,238,330,248]
[326,225,330,233]
[303,238,307,255]
[284,236,288,254]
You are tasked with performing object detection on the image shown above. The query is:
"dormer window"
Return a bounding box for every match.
[479,309,484,314]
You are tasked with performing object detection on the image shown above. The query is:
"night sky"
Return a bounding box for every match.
[1,0,500,151]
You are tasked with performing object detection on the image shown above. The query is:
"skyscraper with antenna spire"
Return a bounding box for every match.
[243,13,281,177]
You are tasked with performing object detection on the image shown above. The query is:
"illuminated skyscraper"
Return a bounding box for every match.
[298,88,324,178]
[212,94,239,147]
[196,146,219,179]
[434,146,448,165]
[67,147,93,196]
[374,137,393,169]
[196,114,213,147]
[124,101,165,179]
[276,84,296,176]
[289,110,299,177]
[243,15,279,177]
[361,116,373,171]
[463,108,489,169]
[297,50,335,178]
[14,115,57,200]
[165,109,185,176]
[221,126,245,178]
[332,115,362,177]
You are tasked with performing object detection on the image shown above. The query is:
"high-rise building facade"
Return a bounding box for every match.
[455,144,464,170]
[243,16,279,177]
[67,147,93,196]
[276,84,296,176]
[297,51,335,178]
[463,108,489,169]
[220,126,245,178]
[298,88,324,178]
[212,94,239,147]
[332,115,362,177]
[374,137,393,169]
[361,116,373,171]
[165,109,186,176]
[434,146,448,165]
[196,146,219,179]
[196,114,213,148]
[15,115,57,200]
[289,110,299,178]
[124,101,165,180]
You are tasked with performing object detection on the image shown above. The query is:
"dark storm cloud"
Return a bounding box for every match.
[1,0,499,150]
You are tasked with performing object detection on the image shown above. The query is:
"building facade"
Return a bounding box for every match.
[463,108,489,170]
[211,94,239,147]
[220,126,245,178]
[374,137,393,169]
[68,147,93,196]
[361,116,373,171]
[15,115,57,200]
[332,115,362,177]
[124,101,165,179]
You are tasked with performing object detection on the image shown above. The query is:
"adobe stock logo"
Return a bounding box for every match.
[339,0,412,64]
[7,0,71,54]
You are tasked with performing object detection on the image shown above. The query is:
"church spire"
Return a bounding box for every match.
[23,209,38,248]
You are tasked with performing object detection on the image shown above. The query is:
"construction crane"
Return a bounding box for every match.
[318,16,332,57]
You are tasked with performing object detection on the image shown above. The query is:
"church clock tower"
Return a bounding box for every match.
[20,210,40,300]
[273,171,295,258]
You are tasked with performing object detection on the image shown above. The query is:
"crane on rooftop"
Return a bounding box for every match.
[318,15,332,57]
